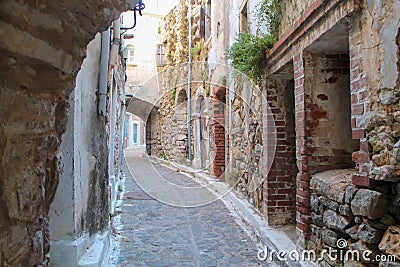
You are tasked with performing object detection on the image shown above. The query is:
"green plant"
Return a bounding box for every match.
[226,0,282,83]
[226,33,275,83]
[118,185,123,192]
[256,0,283,39]
[206,87,211,97]
[171,87,176,99]
[190,45,202,56]
[222,76,227,87]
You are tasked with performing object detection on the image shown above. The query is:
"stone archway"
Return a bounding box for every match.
[175,89,189,160]
[0,1,138,265]
[194,94,209,169]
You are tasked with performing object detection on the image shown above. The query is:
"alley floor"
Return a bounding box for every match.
[106,151,275,267]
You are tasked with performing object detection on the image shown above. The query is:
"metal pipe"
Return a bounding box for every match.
[98,28,110,116]
[109,19,121,67]
[187,0,193,165]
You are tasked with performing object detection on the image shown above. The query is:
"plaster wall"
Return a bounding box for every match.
[49,34,110,266]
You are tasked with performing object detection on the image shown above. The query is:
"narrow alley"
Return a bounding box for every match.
[107,150,274,266]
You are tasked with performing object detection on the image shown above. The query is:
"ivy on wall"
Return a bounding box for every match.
[257,0,283,39]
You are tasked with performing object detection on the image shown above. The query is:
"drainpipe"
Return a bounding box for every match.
[109,19,121,68]
[99,28,110,116]
[187,0,193,165]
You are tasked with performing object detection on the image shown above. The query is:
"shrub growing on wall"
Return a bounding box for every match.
[226,33,275,83]
[226,0,282,83]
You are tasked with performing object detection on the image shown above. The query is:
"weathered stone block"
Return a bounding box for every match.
[392,122,400,138]
[379,261,400,267]
[366,113,391,131]
[393,141,400,161]
[323,209,352,232]
[380,214,396,227]
[379,226,400,261]
[372,151,391,167]
[349,240,381,264]
[312,212,324,227]
[371,165,399,182]
[351,189,390,219]
[369,131,395,153]
[379,89,400,105]
[320,196,340,211]
[394,111,400,123]
[321,228,340,247]
[345,186,358,204]
[322,246,342,266]
[310,169,353,204]
[358,223,383,244]
[339,204,353,217]
[311,193,324,214]
[346,225,360,240]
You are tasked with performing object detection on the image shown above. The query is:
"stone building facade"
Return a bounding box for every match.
[0,1,137,266]
[267,1,400,265]
[150,0,400,265]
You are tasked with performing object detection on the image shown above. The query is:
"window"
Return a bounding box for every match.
[205,0,211,41]
[155,44,167,67]
[127,49,135,64]
[133,123,138,144]
[239,0,249,33]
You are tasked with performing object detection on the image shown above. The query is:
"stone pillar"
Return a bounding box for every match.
[349,17,372,188]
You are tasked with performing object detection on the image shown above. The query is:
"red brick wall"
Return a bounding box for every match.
[263,80,297,225]
[349,24,371,188]
[293,51,312,248]
[213,85,226,178]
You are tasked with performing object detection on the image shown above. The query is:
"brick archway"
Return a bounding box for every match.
[0,1,138,265]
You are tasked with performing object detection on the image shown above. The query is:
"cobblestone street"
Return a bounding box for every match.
[106,153,272,266]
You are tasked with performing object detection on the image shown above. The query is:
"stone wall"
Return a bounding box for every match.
[269,0,400,263]
[277,0,314,38]
[229,78,265,211]
[150,0,213,168]
[0,0,137,265]
[309,170,399,266]
[350,0,400,187]
[160,0,189,65]
[307,1,400,264]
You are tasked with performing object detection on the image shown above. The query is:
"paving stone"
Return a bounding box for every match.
[106,157,277,266]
